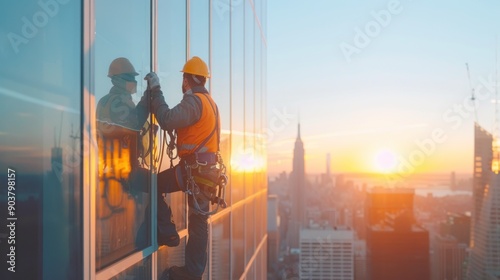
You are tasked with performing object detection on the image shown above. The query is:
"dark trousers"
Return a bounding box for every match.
[157,165,210,277]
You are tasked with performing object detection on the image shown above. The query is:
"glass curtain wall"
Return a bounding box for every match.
[0,0,267,279]
[0,1,83,279]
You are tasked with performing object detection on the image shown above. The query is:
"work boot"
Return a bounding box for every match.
[167,266,202,280]
[157,229,180,247]
[158,194,180,247]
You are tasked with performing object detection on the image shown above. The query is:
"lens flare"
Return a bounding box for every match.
[374,149,398,174]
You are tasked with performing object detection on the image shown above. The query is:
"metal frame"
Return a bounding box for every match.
[240,233,268,280]
[82,0,95,278]
[151,0,159,278]
[208,0,213,277]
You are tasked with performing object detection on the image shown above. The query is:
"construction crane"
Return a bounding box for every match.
[494,47,500,174]
[466,63,478,123]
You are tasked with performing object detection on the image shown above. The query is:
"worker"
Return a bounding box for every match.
[139,56,222,280]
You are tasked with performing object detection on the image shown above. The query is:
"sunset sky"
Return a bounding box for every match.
[266,0,500,176]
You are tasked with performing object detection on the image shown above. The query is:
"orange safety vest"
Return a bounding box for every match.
[177,92,219,157]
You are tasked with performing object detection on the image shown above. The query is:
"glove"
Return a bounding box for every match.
[144,72,161,91]
[138,88,163,112]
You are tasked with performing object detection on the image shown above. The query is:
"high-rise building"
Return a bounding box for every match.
[365,187,414,226]
[354,240,367,280]
[433,235,467,280]
[268,195,280,272]
[289,123,305,249]
[467,124,500,279]
[430,212,470,280]
[440,212,471,246]
[327,153,331,176]
[300,228,354,280]
[365,188,430,280]
[321,153,333,186]
[451,171,457,190]
[0,1,268,279]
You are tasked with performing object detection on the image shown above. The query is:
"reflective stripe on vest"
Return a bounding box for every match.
[177,92,219,157]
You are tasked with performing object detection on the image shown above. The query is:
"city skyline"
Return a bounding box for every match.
[267,0,500,176]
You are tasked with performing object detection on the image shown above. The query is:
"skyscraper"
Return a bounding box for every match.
[327,153,331,177]
[289,123,305,249]
[365,188,430,280]
[268,195,280,272]
[300,227,354,280]
[433,235,467,280]
[467,124,500,279]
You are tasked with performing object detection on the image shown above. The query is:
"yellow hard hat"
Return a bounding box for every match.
[181,56,210,78]
[108,57,139,77]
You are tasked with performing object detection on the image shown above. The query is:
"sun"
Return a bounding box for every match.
[373,149,398,174]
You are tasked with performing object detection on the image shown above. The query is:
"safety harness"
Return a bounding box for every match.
[166,89,228,216]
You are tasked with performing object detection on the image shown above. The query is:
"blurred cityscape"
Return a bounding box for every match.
[265,123,491,280]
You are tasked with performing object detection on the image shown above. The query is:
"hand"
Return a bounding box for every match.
[144,72,161,90]
[139,87,162,104]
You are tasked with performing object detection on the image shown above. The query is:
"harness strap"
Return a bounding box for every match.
[182,90,227,215]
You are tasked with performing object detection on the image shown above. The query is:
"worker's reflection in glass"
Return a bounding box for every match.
[96,57,152,250]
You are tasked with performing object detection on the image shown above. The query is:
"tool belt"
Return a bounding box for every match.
[181,153,221,190]
[174,152,227,215]
[182,152,220,165]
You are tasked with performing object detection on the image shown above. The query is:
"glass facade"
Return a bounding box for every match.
[0,0,267,279]
[0,0,82,279]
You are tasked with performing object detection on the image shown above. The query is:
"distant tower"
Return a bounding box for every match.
[450,171,457,190]
[289,122,305,249]
[326,153,331,177]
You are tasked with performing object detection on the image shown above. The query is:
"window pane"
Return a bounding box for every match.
[0,1,82,279]
[231,0,245,204]
[189,0,210,89]
[189,0,209,66]
[244,0,255,197]
[231,133,246,203]
[110,255,152,280]
[211,0,231,207]
[157,0,187,232]
[157,236,187,277]
[94,0,151,270]
[211,213,231,279]
[245,199,256,263]
[232,205,245,279]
